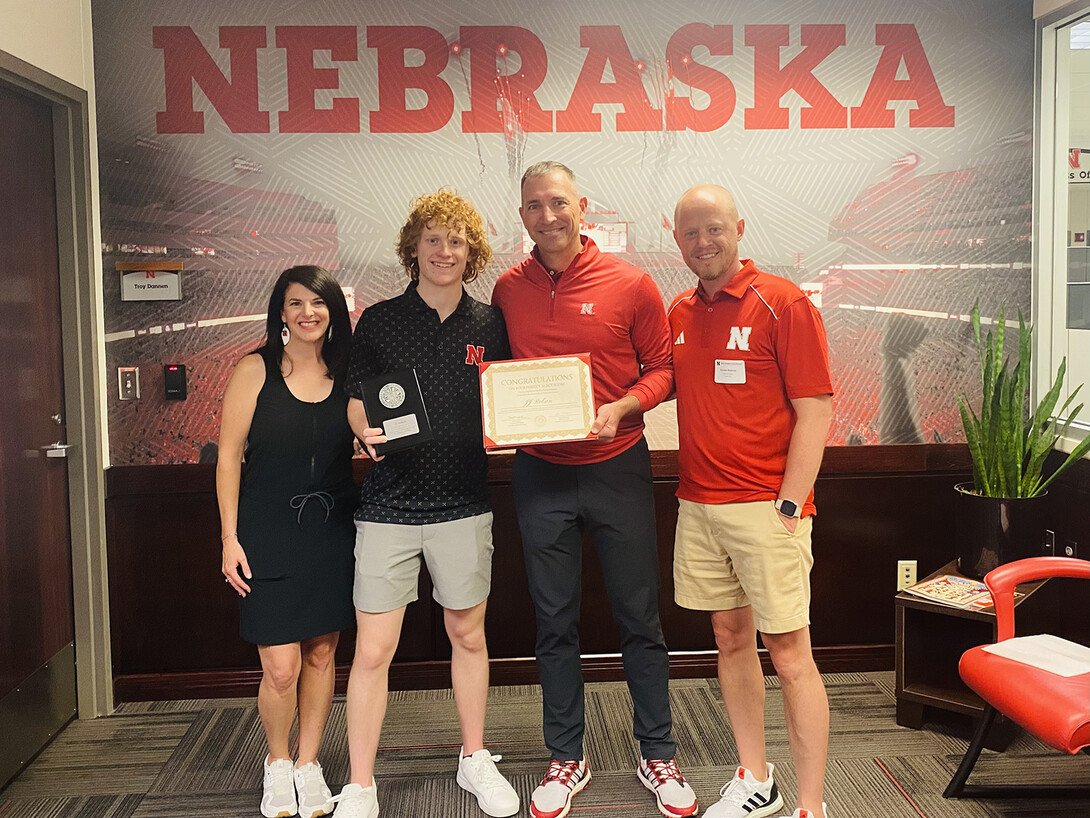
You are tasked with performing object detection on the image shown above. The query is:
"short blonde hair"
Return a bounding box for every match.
[396,189,493,284]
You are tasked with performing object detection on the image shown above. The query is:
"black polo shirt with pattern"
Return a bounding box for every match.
[346,282,510,524]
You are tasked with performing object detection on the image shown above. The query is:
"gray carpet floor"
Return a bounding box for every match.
[1,672,1087,817]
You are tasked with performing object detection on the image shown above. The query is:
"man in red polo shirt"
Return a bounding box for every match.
[668,185,833,818]
[492,161,697,818]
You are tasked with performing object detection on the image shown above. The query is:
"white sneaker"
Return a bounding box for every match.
[261,755,298,818]
[295,760,334,818]
[330,782,379,818]
[787,805,827,818]
[704,763,783,818]
[457,747,521,817]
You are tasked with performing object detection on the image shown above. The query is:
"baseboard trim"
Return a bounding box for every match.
[113,644,893,702]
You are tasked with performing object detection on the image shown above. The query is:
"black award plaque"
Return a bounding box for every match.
[359,368,433,455]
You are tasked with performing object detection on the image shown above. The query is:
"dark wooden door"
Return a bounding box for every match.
[0,82,77,785]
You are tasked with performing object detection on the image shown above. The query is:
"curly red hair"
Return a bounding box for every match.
[397,189,493,284]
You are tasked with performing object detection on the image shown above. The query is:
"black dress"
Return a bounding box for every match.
[236,352,356,645]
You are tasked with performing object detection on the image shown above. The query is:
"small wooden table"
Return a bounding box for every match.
[894,560,1046,750]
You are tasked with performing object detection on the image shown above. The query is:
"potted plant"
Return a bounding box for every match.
[954,302,1090,577]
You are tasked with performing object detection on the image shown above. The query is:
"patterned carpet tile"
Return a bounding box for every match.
[5,672,1090,818]
[145,706,290,795]
[368,768,673,818]
[669,683,741,767]
[129,790,280,818]
[129,771,643,818]
[115,697,254,715]
[1,714,194,798]
[0,794,144,818]
[866,670,898,704]
[873,753,1090,818]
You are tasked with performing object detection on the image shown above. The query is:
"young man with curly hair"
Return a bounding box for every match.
[332,190,517,818]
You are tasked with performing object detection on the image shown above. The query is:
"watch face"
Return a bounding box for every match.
[778,499,799,517]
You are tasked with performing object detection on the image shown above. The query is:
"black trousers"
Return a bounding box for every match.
[512,439,676,761]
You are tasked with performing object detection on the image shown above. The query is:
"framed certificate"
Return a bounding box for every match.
[359,369,433,455]
[479,355,596,449]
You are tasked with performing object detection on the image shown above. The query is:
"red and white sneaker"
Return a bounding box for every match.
[530,759,591,818]
[789,805,828,818]
[637,758,699,817]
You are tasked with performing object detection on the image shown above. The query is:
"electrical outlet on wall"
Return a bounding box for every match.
[896,559,918,591]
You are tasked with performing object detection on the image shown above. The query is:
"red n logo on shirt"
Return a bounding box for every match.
[465,345,485,365]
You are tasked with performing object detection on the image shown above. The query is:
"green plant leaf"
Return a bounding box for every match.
[958,396,989,494]
[1036,434,1090,495]
[958,301,1089,498]
[996,369,1017,495]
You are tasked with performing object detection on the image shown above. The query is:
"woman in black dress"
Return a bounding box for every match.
[217,265,355,818]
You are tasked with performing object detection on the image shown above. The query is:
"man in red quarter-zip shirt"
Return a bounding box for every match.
[491,161,697,818]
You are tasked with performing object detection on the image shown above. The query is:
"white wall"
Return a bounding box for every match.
[1037,0,1084,19]
[0,0,93,89]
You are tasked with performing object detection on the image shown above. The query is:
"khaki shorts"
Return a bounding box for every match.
[353,512,493,613]
[673,498,813,634]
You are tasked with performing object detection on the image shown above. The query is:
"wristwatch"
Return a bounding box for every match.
[775,498,801,518]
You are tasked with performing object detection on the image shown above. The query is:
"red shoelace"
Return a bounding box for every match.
[644,759,685,784]
[543,759,584,786]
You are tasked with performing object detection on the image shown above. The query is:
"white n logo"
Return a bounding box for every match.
[726,326,752,351]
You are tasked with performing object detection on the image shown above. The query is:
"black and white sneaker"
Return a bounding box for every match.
[704,763,783,818]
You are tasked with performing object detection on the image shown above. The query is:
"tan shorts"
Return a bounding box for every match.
[353,512,493,613]
[673,498,813,634]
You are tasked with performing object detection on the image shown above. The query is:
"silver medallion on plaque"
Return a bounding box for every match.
[379,382,406,409]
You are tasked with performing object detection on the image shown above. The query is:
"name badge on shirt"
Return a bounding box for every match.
[715,359,746,384]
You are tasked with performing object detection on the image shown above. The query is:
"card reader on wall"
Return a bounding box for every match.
[164,364,187,400]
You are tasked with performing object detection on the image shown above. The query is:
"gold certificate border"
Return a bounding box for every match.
[481,356,594,447]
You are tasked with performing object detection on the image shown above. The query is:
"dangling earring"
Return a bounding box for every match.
[327,326,333,342]
[281,324,290,345]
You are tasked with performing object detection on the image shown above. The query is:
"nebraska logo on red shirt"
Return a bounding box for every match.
[465,345,485,365]
[726,326,752,351]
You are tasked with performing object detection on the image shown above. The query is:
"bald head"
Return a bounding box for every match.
[674,184,739,226]
[672,184,745,292]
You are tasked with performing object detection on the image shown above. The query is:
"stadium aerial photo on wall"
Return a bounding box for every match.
[91,0,1033,464]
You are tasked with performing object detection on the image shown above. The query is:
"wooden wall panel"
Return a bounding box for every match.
[105,464,435,675]
[106,446,1090,700]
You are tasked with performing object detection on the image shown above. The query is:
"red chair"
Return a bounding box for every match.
[944,556,1090,798]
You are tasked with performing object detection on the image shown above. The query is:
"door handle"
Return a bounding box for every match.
[40,442,75,459]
